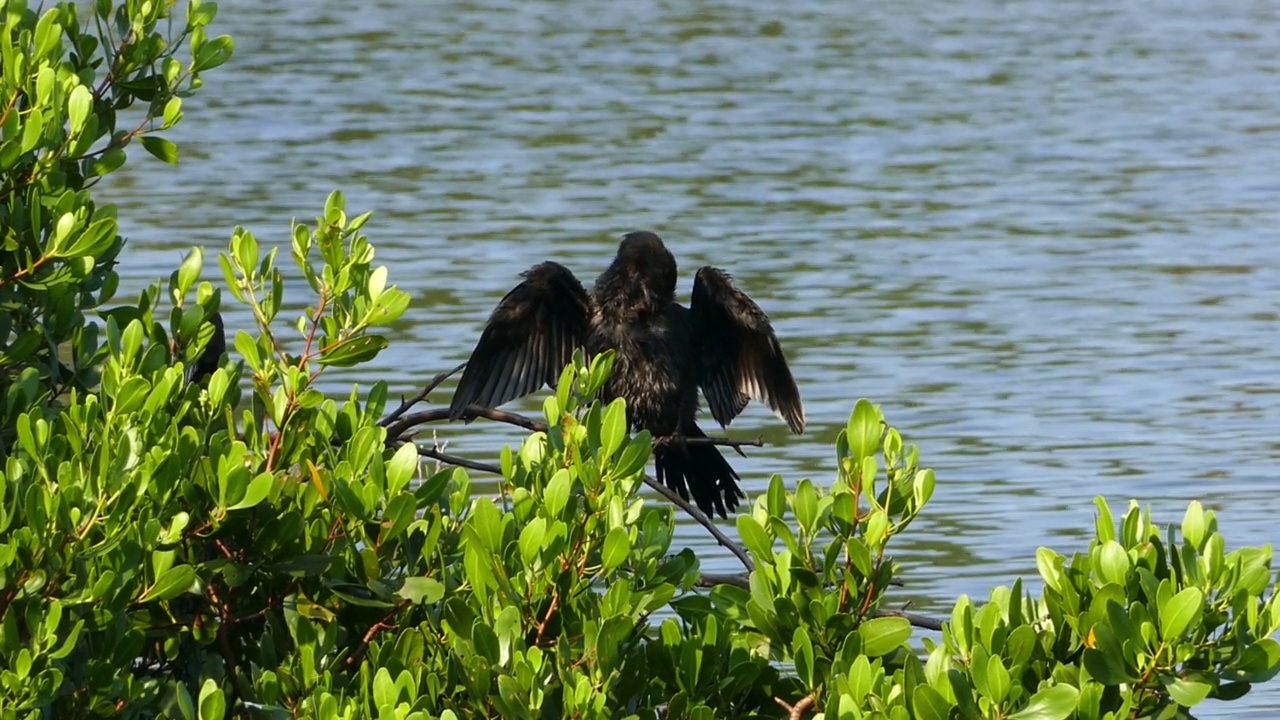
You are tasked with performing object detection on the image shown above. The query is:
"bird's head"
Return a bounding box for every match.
[612,231,677,299]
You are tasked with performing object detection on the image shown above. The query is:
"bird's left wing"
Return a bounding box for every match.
[690,266,805,434]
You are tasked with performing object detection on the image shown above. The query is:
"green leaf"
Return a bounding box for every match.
[1007,684,1078,720]
[62,217,117,259]
[1094,495,1116,544]
[1036,547,1063,592]
[736,515,772,560]
[1182,500,1206,549]
[398,577,445,604]
[189,0,218,27]
[385,441,419,497]
[324,189,346,224]
[21,107,43,153]
[140,565,197,603]
[857,616,911,657]
[1162,676,1212,707]
[1097,540,1130,585]
[615,433,651,480]
[68,84,92,135]
[543,468,572,517]
[601,397,627,459]
[793,479,817,533]
[846,399,881,462]
[367,288,410,326]
[176,247,203,296]
[585,349,615,395]
[319,335,388,366]
[163,96,183,128]
[793,626,815,688]
[601,526,631,573]
[1160,586,1204,641]
[198,678,225,720]
[1232,638,1280,683]
[985,655,1011,704]
[141,135,179,164]
[228,472,273,510]
[519,518,547,567]
[194,34,235,72]
[767,474,786,517]
[367,265,388,299]
[912,685,953,720]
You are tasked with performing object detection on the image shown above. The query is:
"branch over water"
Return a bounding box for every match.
[377,372,946,633]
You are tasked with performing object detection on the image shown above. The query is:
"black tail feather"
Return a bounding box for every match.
[652,423,744,519]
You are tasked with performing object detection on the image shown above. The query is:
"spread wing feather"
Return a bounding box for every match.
[691,266,805,434]
[448,262,591,418]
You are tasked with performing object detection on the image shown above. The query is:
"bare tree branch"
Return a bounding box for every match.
[411,444,503,476]
[873,607,944,631]
[378,362,466,429]
[639,475,754,573]
[385,405,544,442]
[386,403,761,452]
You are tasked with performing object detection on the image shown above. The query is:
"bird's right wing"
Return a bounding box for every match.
[448,262,591,419]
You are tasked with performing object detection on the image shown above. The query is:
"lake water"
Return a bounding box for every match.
[100,0,1280,713]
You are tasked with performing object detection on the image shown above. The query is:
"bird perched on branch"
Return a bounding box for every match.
[448,231,805,518]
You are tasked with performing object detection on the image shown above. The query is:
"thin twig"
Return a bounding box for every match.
[697,572,752,589]
[873,608,944,632]
[396,427,757,574]
[343,607,401,669]
[697,572,902,590]
[534,593,560,646]
[378,362,466,429]
[639,475,754,573]
[384,405,544,443]
[386,403,759,452]
[411,444,503,476]
[775,691,817,720]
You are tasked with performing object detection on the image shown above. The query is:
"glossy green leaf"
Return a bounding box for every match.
[793,626,815,688]
[519,518,547,567]
[1097,540,1130,585]
[846,399,881,462]
[544,468,572,517]
[1163,676,1212,707]
[1007,684,1079,720]
[398,577,445,604]
[1160,587,1204,641]
[68,84,92,135]
[140,565,197,603]
[912,685,953,720]
[319,335,389,366]
[736,515,772,560]
[141,135,179,164]
[601,397,627,459]
[857,616,911,657]
[385,441,419,497]
[1182,500,1206,549]
[198,679,225,720]
[228,472,273,510]
[601,526,631,572]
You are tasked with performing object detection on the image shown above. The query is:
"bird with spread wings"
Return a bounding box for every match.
[449,231,804,518]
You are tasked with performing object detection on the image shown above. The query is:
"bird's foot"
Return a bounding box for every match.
[654,432,688,451]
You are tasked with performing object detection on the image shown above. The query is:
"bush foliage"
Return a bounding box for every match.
[0,2,1278,719]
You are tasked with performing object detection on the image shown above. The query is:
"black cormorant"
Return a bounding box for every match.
[448,231,804,518]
